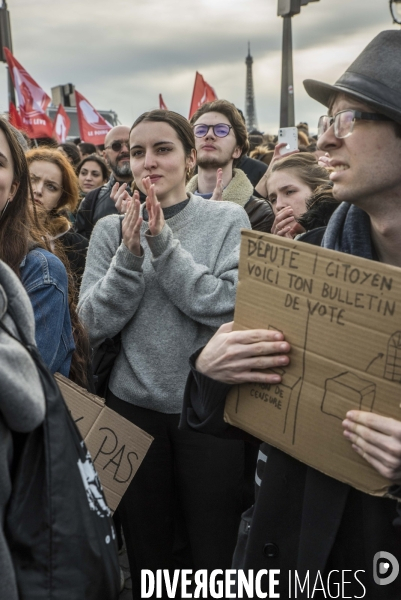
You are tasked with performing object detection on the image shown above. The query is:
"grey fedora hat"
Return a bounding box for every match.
[304,31,401,123]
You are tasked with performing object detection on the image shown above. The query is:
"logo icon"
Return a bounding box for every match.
[373,551,399,586]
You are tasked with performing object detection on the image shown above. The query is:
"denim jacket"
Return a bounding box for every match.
[20,248,75,376]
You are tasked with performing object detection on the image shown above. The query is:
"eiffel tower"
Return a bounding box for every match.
[245,42,258,132]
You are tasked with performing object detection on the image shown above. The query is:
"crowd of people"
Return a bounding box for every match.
[1,29,401,600]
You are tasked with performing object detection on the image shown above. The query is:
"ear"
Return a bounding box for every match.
[186,149,196,171]
[8,180,20,203]
[232,145,241,160]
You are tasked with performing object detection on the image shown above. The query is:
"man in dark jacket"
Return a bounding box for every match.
[182,31,401,599]
[187,100,274,233]
[74,125,133,239]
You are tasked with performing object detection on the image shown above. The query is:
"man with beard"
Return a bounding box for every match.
[75,125,133,240]
[182,31,401,599]
[187,100,274,233]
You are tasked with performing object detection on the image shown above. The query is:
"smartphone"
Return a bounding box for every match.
[278,127,298,155]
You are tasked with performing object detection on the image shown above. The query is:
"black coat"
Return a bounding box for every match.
[237,155,268,188]
[74,176,143,240]
[60,229,89,287]
[74,176,121,240]
[181,360,401,598]
[181,288,401,598]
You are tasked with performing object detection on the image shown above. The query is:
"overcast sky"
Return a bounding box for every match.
[1,0,399,135]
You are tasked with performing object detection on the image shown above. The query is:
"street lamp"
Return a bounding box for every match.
[390,0,401,24]
[278,0,320,127]
[0,0,16,105]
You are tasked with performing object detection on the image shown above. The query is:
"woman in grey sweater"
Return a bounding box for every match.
[79,110,251,598]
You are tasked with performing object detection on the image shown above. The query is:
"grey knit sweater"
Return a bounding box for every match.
[78,194,250,413]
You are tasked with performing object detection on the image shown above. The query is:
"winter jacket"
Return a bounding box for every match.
[0,260,45,600]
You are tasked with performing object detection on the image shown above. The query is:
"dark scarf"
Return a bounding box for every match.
[322,201,401,503]
[321,202,376,259]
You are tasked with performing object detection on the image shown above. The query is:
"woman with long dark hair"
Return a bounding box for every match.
[79,109,251,598]
[0,118,88,387]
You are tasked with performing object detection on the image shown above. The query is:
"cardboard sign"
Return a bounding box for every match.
[56,375,153,511]
[224,230,401,496]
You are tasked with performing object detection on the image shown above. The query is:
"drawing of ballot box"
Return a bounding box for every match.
[384,331,401,383]
[321,372,376,420]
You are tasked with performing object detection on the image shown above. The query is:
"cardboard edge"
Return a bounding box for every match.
[55,373,105,408]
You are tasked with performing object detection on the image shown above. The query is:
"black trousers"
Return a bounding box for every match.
[107,391,245,599]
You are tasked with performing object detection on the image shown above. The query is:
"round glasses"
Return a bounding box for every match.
[193,123,232,138]
[317,110,391,140]
[105,140,129,152]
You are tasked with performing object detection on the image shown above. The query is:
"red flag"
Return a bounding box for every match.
[52,104,71,144]
[4,47,53,138]
[75,90,112,145]
[188,72,217,119]
[8,102,22,129]
[159,94,168,110]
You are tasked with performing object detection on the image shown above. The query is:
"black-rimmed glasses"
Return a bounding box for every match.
[317,110,392,140]
[193,123,233,138]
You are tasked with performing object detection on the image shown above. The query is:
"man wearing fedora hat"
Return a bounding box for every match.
[181,31,401,598]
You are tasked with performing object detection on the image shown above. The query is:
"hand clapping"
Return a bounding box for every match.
[111,181,131,215]
[122,190,142,256]
[143,176,165,237]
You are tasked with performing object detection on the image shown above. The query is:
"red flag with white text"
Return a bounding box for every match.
[9,102,23,130]
[159,94,168,110]
[75,90,112,144]
[188,72,217,119]
[52,104,71,143]
[4,47,53,138]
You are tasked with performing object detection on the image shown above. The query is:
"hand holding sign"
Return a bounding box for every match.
[195,321,291,385]
[343,411,401,483]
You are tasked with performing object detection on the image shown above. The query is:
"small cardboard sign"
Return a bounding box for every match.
[224,230,401,496]
[56,374,153,511]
